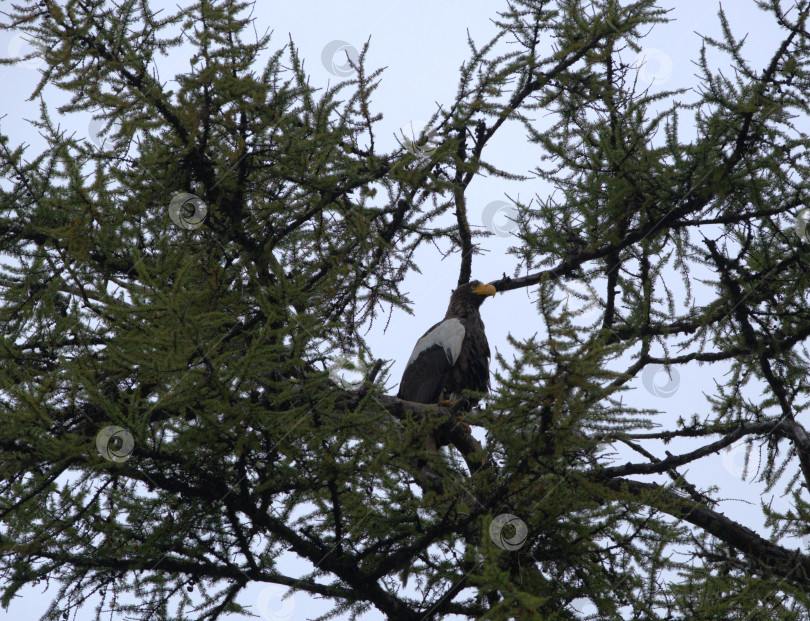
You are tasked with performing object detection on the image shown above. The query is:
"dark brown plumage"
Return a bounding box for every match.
[397,280,496,409]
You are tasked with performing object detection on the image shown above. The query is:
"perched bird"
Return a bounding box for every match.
[397,280,496,417]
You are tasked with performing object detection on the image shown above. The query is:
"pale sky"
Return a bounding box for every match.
[0,1,802,619]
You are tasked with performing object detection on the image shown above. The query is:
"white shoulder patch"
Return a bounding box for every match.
[407,318,465,367]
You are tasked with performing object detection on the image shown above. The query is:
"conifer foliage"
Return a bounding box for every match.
[2,1,810,619]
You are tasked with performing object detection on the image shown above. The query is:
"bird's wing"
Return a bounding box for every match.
[397,318,465,403]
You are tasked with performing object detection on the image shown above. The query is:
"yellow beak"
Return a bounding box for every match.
[472,283,497,297]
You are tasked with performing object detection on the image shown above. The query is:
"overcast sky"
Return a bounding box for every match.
[0,1,802,619]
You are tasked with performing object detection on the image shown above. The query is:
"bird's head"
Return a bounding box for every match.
[446,280,497,317]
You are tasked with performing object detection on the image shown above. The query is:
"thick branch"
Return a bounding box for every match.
[343,391,491,476]
[595,475,810,587]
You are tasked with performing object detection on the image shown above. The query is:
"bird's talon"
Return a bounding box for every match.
[455,414,472,434]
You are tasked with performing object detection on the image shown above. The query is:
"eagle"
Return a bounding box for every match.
[397,280,496,415]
